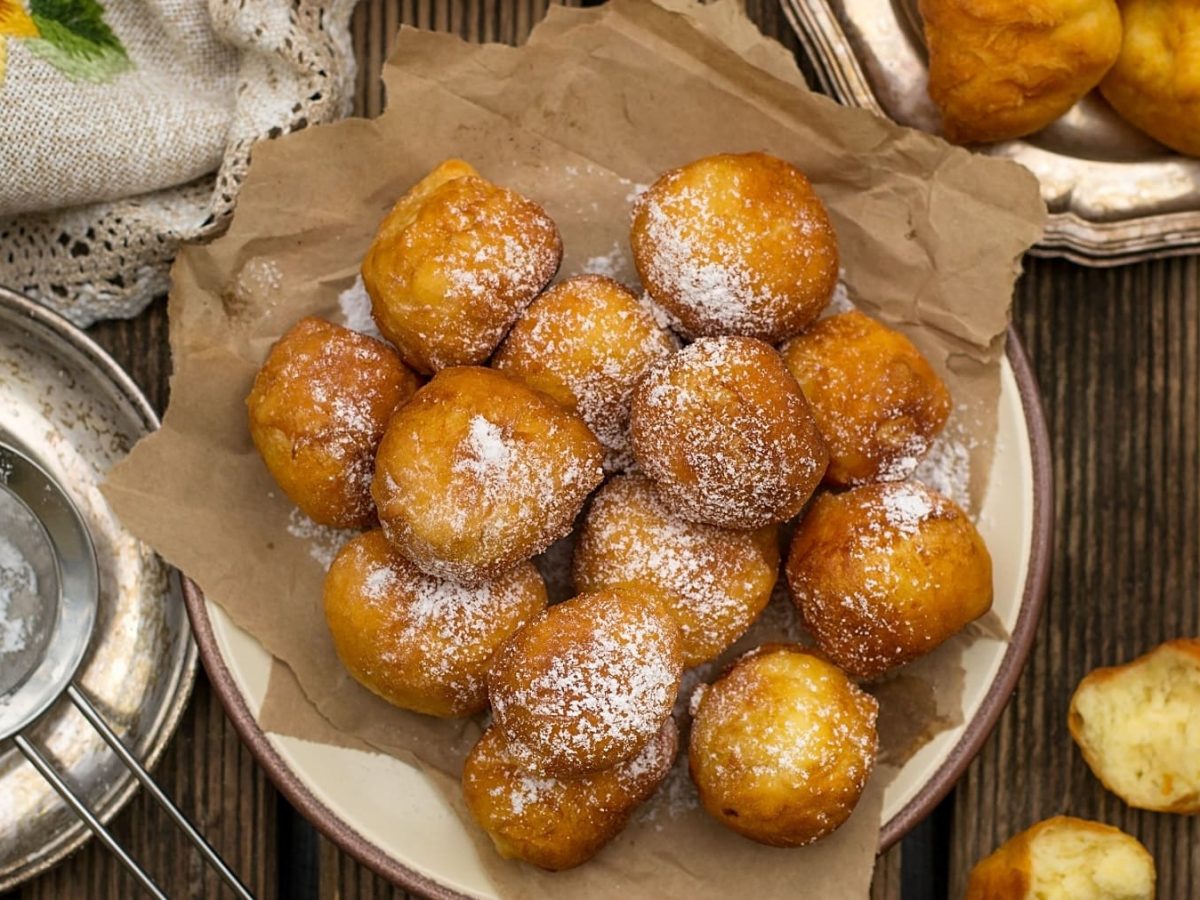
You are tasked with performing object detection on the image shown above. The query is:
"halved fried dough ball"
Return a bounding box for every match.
[493,274,678,470]
[246,316,419,528]
[629,336,828,529]
[780,311,950,486]
[787,481,992,679]
[689,645,878,847]
[488,587,683,777]
[1100,0,1200,156]
[462,718,678,871]
[573,474,778,667]
[630,152,838,343]
[921,0,1122,143]
[361,159,562,374]
[1068,638,1200,813]
[323,530,547,717]
[965,816,1156,900]
[371,367,603,585]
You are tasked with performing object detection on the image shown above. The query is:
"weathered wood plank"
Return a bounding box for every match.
[949,257,1200,895]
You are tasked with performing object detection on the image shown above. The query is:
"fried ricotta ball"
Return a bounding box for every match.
[787,481,993,679]
[630,152,838,343]
[361,159,562,373]
[965,816,1156,900]
[1068,638,1200,813]
[493,274,679,470]
[780,311,951,486]
[488,587,683,777]
[1100,0,1200,156]
[689,645,878,847]
[629,336,829,530]
[371,367,603,585]
[246,316,419,528]
[920,0,1122,143]
[462,718,678,871]
[323,530,547,717]
[573,474,779,667]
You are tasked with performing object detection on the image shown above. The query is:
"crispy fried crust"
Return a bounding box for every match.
[965,816,1155,899]
[573,474,779,667]
[487,587,683,777]
[362,159,562,373]
[462,719,678,871]
[322,530,547,717]
[1099,0,1200,156]
[246,316,418,528]
[787,481,992,679]
[688,644,878,847]
[493,274,677,470]
[780,311,950,486]
[371,366,603,585]
[630,152,838,343]
[629,335,829,529]
[921,0,1122,143]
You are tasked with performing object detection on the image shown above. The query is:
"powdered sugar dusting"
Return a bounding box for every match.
[880,481,934,533]
[575,475,776,665]
[494,277,677,467]
[632,336,825,527]
[913,423,975,512]
[286,508,353,569]
[457,416,514,479]
[492,593,681,773]
[337,276,382,339]
[582,242,626,278]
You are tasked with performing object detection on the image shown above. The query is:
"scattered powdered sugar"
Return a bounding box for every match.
[286,508,354,569]
[0,535,35,654]
[624,182,649,204]
[506,773,558,816]
[822,277,855,316]
[633,337,824,527]
[576,476,775,663]
[912,423,975,512]
[456,416,514,480]
[581,242,626,278]
[337,276,382,339]
[879,481,934,533]
[493,594,680,772]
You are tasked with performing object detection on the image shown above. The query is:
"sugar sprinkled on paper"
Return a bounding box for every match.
[286,508,353,570]
[337,276,383,339]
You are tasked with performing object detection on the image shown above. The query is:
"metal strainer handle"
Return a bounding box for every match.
[15,683,255,899]
[1,440,254,899]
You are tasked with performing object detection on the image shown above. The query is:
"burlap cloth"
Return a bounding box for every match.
[0,0,357,326]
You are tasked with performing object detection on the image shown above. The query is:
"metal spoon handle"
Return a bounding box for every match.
[66,683,256,900]
[13,733,168,900]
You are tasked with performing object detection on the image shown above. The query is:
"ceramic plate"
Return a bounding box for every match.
[184,330,1052,898]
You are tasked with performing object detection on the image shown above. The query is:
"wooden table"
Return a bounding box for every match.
[3,2,1198,897]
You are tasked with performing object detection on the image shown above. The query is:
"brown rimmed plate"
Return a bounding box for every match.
[181,327,1052,897]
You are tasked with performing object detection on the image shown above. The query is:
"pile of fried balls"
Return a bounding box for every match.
[245,151,994,870]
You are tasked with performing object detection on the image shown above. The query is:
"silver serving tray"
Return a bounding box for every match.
[0,288,198,890]
[781,0,1200,265]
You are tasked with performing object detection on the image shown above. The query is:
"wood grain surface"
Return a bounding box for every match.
[3,1,1197,899]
